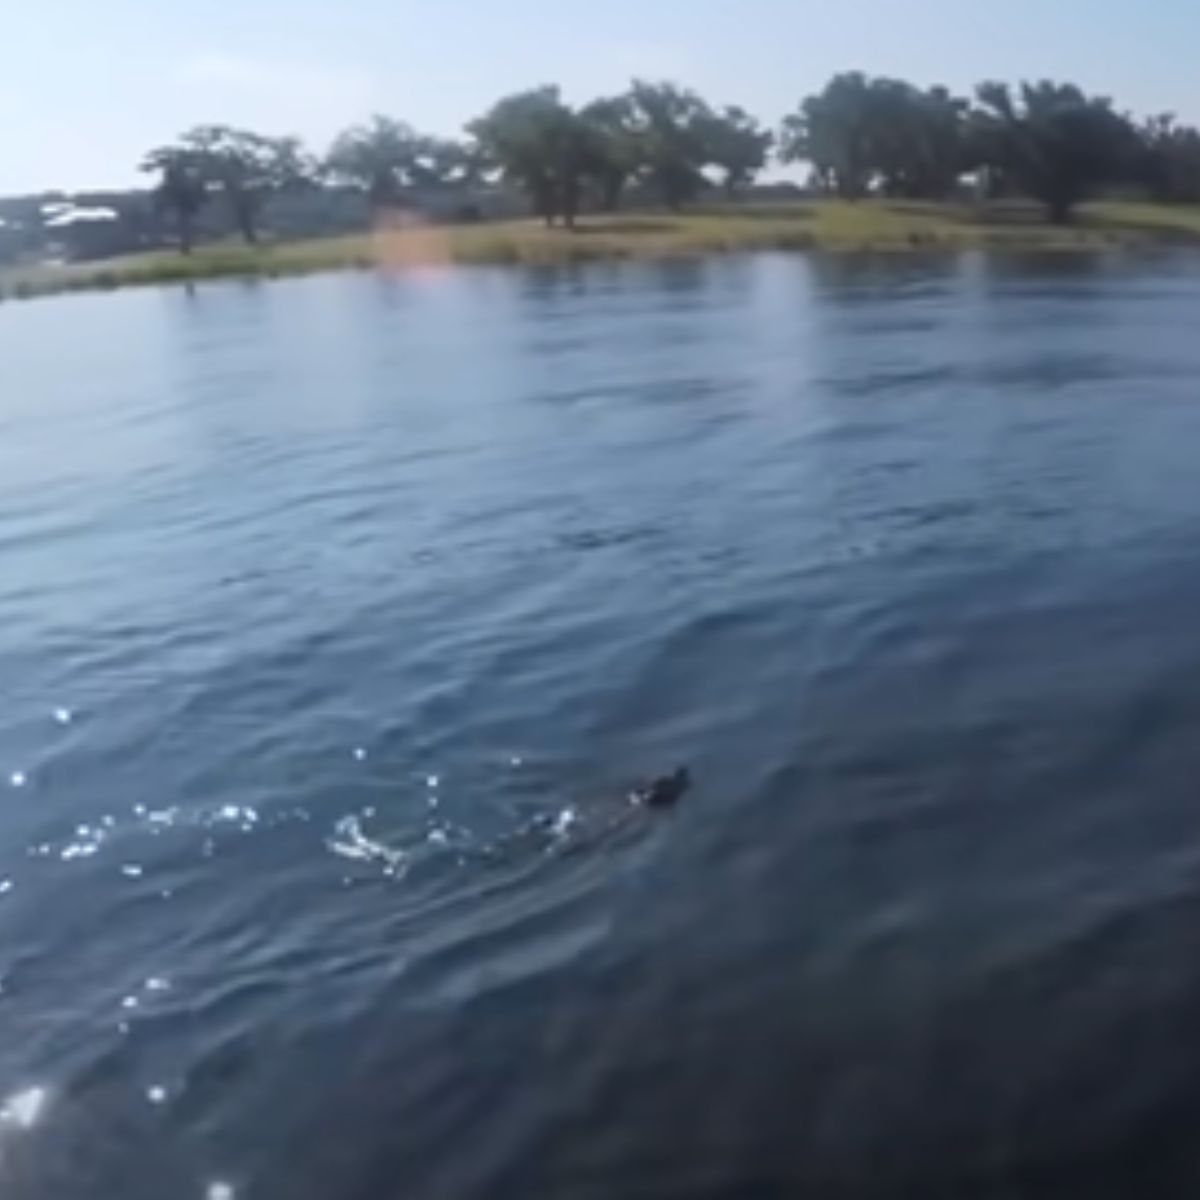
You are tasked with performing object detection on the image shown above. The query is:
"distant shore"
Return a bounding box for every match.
[5,200,1200,301]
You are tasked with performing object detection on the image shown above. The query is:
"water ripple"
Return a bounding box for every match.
[4,257,1200,1197]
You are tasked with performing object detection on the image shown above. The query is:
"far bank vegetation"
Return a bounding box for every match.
[133,73,1200,253]
[7,71,1200,289]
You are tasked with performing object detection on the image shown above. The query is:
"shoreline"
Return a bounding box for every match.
[5,201,1200,302]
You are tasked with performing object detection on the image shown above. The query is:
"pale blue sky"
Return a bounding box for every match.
[3,0,1197,194]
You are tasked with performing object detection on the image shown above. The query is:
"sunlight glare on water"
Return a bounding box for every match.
[1,1087,48,1131]
[3,256,1200,1197]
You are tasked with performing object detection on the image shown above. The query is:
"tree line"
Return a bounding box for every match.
[142,73,1200,251]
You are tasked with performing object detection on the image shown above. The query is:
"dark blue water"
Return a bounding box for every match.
[5,253,1200,1198]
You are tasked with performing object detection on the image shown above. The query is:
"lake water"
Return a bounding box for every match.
[4,252,1200,1198]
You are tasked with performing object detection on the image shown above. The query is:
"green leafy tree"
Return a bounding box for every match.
[698,105,774,196]
[141,147,208,254]
[410,137,476,188]
[468,87,592,226]
[327,120,476,213]
[973,81,1138,222]
[779,72,877,198]
[868,82,970,199]
[455,143,496,190]
[326,116,426,209]
[180,126,313,244]
[1140,114,1200,203]
[627,80,713,209]
[579,95,644,211]
[914,86,974,197]
[780,73,970,200]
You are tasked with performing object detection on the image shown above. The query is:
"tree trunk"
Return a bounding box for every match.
[231,192,258,244]
[179,213,193,256]
[836,174,864,201]
[561,177,579,230]
[533,180,556,227]
[1047,194,1074,224]
[601,173,625,212]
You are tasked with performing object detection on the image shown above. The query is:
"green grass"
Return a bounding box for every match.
[4,200,1199,301]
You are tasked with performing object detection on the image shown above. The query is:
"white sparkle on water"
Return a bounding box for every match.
[426,775,439,789]
[54,707,73,725]
[145,976,171,993]
[353,747,367,761]
[121,864,144,878]
[0,880,12,896]
[207,1183,235,1200]
[552,807,578,837]
[510,756,523,768]
[60,843,98,861]
[9,772,26,789]
[1,1087,48,1129]
[146,1085,167,1105]
[121,995,140,1010]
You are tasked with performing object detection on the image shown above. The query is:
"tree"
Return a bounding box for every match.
[973,81,1138,222]
[579,95,643,211]
[627,80,713,209]
[779,72,876,198]
[868,82,970,199]
[780,73,970,201]
[1140,114,1200,203]
[141,147,208,254]
[409,137,475,189]
[326,116,426,210]
[698,105,774,196]
[326,121,476,216]
[455,143,495,190]
[468,87,592,226]
[179,126,312,244]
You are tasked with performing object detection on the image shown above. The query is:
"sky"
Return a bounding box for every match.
[3,0,1199,194]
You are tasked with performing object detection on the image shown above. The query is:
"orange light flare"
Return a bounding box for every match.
[368,209,455,271]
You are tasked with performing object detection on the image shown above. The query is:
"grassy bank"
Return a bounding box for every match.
[5,200,1200,301]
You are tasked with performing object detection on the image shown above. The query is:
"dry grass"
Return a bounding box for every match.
[3,200,1198,301]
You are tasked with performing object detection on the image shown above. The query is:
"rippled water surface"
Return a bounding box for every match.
[5,253,1200,1198]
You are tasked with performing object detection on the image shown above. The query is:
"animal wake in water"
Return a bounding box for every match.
[528,767,692,841]
[329,768,692,879]
[629,767,692,809]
